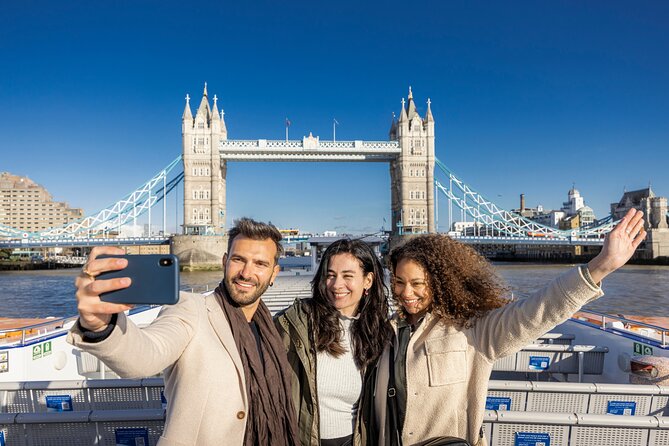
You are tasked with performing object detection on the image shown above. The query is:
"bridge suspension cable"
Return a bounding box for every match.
[434,157,615,240]
[2,156,184,241]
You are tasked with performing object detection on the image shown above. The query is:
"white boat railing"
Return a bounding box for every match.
[577,309,669,347]
[0,305,155,348]
[2,377,669,446]
[2,307,667,348]
[0,281,223,348]
[0,317,75,347]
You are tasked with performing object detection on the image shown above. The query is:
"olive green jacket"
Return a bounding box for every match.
[275,300,370,446]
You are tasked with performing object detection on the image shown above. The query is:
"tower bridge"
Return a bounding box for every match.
[180,84,435,245]
[5,84,665,265]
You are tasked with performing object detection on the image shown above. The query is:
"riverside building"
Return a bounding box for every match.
[0,172,83,233]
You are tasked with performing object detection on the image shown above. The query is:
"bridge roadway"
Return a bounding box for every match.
[0,237,170,249]
[0,234,605,249]
[452,235,606,246]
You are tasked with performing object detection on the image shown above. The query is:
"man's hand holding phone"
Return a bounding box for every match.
[75,246,133,332]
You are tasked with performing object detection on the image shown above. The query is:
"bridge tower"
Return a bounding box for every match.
[173,84,228,270]
[389,87,436,237]
[181,83,227,235]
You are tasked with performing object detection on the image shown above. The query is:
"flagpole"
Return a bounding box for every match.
[333,119,336,142]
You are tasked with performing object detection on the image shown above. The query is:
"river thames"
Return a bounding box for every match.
[0,262,667,320]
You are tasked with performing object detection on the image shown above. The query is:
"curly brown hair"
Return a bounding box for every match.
[389,234,508,328]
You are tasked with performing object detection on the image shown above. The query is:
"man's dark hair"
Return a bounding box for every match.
[227,217,284,264]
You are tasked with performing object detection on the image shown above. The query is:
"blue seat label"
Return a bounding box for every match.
[486,396,512,410]
[528,356,550,370]
[45,395,73,412]
[514,432,551,446]
[115,428,149,445]
[607,400,637,415]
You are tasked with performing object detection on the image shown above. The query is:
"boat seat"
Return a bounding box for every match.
[493,344,608,382]
[4,409,165,446]
[0,412,24,446]
[525,382,595,413]
[570,413,653,446]
[19,411,96,445]
[588,383,657,416]
[485,410,669,446]
[487,380,669,417]
[85,379,148,410]
[651,392,669,417]
[487,411,574,446]
[0,382,30,413]
[24,380,89,413]
[90,408,165,445]
[650,416,669,445]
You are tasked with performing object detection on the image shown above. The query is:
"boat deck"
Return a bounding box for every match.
[0,318,50,331]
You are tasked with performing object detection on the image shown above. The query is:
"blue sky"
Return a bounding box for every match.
[1,1,668,234]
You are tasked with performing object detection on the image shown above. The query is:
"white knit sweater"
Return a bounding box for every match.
[316,315,363,439]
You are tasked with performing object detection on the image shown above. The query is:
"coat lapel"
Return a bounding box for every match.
[205,293,247,407]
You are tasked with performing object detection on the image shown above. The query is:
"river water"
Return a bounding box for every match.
[0,263,667,319]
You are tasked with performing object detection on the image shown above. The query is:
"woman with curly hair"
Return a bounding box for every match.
[276,238,394,446]
[373,208,647,446]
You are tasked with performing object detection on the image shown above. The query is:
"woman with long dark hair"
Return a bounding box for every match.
[276,239,393,446]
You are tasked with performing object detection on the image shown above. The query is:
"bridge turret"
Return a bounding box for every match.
[211,94,221,133]
[425,98,434,124]
[389,112,398,140]
[398,97,408,124]
[182,94,193,133]
[195,82,211,127]
[424,98,435,138]
[220,109,227,137]
[407,86,418,120]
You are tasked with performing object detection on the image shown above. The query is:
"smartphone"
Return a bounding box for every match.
[97,254,180,305]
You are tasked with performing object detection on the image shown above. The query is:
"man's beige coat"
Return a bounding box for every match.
[68,292,248,446]
[374,267,603,446]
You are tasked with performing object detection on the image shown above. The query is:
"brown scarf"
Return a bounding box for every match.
[215,284,299,446]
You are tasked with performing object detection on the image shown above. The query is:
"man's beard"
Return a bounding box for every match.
[224,273,272,307]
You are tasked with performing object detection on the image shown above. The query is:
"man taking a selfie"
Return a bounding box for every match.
[68,218,300,446]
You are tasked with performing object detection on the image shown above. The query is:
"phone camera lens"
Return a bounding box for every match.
[160,258,173,267]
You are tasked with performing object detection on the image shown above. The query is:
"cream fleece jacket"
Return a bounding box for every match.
[374,267,603,446]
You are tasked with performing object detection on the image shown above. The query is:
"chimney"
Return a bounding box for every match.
[520,194,526,212]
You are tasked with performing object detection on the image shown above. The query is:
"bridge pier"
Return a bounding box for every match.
[644,229,669,259]
[170,235,226,271]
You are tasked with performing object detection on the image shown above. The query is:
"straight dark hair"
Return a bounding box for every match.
[227,217,284,264]
[311,239,393,370]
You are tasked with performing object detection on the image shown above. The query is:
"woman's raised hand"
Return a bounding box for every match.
[587,208,647,283]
